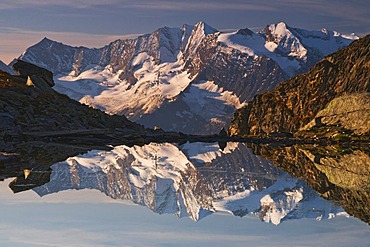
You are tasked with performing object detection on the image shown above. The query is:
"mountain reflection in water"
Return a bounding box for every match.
[3,142,368,225]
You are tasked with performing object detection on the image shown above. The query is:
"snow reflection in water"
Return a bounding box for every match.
[32,142,346,225]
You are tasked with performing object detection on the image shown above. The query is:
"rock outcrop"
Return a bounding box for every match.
[229,34,370,137]
[299,93,370,138]
[13,59,55,87]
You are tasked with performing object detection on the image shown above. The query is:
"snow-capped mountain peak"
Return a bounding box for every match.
[135,26,185,64]
[272,21,290,36]
[260,22,358,64]
[236,27,254,36]
[184,21,218,58]
[40,37,56,45]
[263,22,308,60]
[194,21,218,35]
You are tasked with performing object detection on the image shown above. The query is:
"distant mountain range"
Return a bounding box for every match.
[10,21,357,134]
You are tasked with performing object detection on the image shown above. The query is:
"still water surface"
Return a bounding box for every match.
[1,142,369,246]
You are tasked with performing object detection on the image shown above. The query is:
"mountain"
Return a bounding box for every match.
[0,60,14,75]
[32,142,345,224]
[229,34,370,137]
[17,22,357,134]
[0,60,144,150]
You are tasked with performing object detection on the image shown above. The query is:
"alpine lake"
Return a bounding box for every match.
[1,139,369,247]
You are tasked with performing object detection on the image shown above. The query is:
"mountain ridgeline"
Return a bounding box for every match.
[16,21,356,134]
[229,34,370,137]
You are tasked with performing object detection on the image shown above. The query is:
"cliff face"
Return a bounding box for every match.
[229,35,370,137]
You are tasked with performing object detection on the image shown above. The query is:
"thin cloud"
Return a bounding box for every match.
[0,0,123,9]
[128,0,369,27]
[126,1,275,11]
[0,214,369,247]
[0,0,368,26]
[0,0,274,11]
[274,0,370,24]
[1,0,367,26]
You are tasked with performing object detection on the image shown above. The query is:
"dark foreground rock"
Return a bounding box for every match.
[0,60,144,150]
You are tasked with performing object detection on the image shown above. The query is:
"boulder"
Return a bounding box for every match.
[12,60,55,87]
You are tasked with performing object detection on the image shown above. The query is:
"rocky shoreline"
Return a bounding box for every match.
[3,126,370,151]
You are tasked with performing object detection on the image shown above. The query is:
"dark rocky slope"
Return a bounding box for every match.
[229,35,370,137]
[0,60,144,149]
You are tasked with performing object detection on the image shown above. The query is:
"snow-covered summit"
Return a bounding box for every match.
[217,21,357,76]
[260,22,358,68]
[236,27,254,36]
[263,22,308,59]
[184,21,218,57]
[135,26,185,64]
[195,21,218,35]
